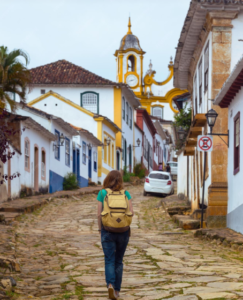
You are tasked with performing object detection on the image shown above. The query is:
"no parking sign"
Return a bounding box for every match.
[197,135,213,152]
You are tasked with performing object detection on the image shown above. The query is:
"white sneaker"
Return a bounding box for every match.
[108,284,117,300]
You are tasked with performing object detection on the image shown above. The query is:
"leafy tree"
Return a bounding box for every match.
[0,110,22,185]
[174,104,192,150]
[0,46,31,111]
[174,104,192,131]
[0,46,31,187]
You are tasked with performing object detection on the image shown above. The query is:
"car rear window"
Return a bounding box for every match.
[149,173,169,180]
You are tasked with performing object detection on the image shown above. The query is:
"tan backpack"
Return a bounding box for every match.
[101,188,133,232]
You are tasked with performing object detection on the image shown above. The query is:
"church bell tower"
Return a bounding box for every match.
[114,18,145,96]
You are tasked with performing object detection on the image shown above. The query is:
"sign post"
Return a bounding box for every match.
[197,135,213,228]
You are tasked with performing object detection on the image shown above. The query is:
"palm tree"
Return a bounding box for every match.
[0,46,31,111]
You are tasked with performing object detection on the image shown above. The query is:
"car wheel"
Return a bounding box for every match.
[143,190,147,196]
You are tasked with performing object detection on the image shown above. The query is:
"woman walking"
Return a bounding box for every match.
[97,170,134,299]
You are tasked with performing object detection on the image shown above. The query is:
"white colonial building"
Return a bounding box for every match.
[23,60,140,176]
[215,55,243,234]
[1,113,56,200]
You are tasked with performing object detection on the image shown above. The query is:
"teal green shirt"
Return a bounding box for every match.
[97,189,132,205]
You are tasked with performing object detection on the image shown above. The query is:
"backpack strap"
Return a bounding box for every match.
[105,188,112,195]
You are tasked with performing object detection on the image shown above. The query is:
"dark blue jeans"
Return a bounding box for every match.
[101,228,130,291]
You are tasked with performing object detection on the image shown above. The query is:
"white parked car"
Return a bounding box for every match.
[143,171,174,197]
[167,161,178,176]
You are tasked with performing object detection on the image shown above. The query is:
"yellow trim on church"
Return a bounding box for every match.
[139,88,188,114]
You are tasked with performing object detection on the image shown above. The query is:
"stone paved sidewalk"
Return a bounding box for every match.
[195,228,243,250]
[2,185,243,300]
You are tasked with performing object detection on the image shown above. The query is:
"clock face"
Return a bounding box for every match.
[126,74,138,87]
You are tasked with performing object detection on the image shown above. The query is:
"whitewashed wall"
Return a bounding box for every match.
[73,135,98,186]
[143,119,154,173]
[226,87,243,233]
[24,86,114,122]
[121,92,135,171]
[193,33,212,115]
[154,133,164,167]
[4,122,51,198]
[49,121,73,192]
[231,11,243,71]
[177,152,188,196]
[31,95,98,138]
[3,145,21,199]
[134,126,143,165]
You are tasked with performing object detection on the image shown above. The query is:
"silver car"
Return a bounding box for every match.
[143,171,174,197]
[167,161,178,176]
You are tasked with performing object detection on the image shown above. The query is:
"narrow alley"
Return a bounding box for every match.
[8,185,243,300]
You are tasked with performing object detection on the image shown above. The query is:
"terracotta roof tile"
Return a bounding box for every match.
[30,60,118,85]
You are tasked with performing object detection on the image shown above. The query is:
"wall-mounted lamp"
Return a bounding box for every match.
[103,137,111,147]
[205,109,229,147]
[53,133,65,151]
[166,136,170,145]
[133,138,141,148]
[178,127,187,140]
[87,143,92,150]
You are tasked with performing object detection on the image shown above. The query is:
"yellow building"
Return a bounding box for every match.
[114,18,187,119]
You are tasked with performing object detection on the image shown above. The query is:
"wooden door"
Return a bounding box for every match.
[34,147,39,192]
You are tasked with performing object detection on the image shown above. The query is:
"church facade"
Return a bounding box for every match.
[114,18,187,121]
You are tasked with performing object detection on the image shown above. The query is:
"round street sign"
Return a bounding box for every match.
[197,135,213,152]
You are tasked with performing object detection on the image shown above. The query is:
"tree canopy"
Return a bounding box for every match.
[0,46,31,111]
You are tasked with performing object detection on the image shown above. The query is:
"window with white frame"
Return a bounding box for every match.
[81,92,99,114]
[41,150,45,180]
[152,106,163,119]
[82,142,86,164]
[25,139,30,170]
[204,42,209,93]
[94,152,97,171]
[194,74,198,115]
[198,59,202,106]
[65,138,70,166]
[122,97,125,120]
[129,106,132,129]
[126,102,129,124]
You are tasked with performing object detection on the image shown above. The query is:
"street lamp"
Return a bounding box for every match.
[178,128,186,140]
[205,109,229,147]
[87,143,92,150]
[104,137,111,146]
[133,138,141,148]
[53,133,65,151]
[205,109,218,133]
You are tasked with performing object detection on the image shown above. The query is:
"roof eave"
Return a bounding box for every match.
[121,86,140,108]
[174,0,243,90]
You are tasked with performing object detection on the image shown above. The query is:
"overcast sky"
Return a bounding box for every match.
[2,0,191,82]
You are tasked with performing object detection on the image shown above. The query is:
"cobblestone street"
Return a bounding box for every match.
[8,185,243,300]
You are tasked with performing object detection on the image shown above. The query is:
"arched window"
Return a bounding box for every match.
[128,55,135,72]
[81,92,99,114]
[152,106,163,119]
